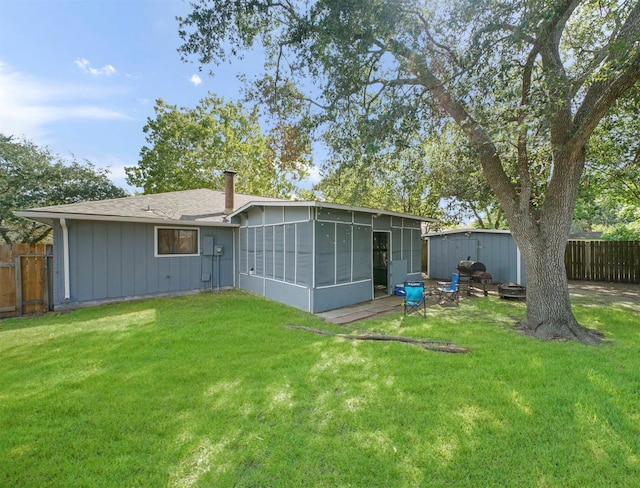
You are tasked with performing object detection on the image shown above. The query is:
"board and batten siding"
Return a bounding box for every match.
[52,220,234,307]
[426,231,526,286]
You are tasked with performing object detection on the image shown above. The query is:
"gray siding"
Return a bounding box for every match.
[427,231,526,285]
[236,204,426,313]
[53,220,235,307]
[313,281,373,313]
[239,274,311,311]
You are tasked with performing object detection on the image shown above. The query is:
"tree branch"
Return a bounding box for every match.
[287,325,469,353]
[572,2,640,150]
[384,38,517,212]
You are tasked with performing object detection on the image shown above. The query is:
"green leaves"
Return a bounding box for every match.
[0,134,126,244]
[125,95,310,197]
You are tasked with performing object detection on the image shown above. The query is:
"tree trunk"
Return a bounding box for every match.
[513,225,604,345]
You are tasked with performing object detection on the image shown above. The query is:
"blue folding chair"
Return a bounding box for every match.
[404,281,426,317]
[437,273,460,306]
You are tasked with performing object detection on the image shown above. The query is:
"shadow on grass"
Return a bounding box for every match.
[2,290,639,486]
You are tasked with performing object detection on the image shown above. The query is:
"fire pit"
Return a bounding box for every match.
[457,260,492,296]
[498,283,527,299]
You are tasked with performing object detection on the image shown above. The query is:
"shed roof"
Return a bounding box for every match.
[424,228,512,237]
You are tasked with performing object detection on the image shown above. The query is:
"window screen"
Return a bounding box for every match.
[353,225,371,281]
[264,226,274,278]
[336,223,352,283]
[255,227,264,276]
[316,222,335,286]
[392,230,402,261]
[248,227,256,272]
[239,227,247,273]
[285,223,296,283]
[274,225,285,281]
[296,221,313,286]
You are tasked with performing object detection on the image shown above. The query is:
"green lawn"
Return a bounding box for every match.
[1,290,639,487]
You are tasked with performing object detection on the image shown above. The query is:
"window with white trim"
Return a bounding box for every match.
[155,227,199,256]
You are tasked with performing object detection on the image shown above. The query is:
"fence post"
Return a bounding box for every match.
[15,255,22,317]
[42,253,49,313]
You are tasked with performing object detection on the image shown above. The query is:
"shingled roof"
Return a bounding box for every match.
[15,189,287,227]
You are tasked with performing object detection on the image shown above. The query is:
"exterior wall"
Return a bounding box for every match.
[391,216,423,285]
[52,220,235,307]
[236,205,315,311]
[236,205,427,313]
[313,281,374,312]
[427,231,527,285]
[314,209,373,312]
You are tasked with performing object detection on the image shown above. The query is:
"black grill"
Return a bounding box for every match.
[457,260,492,296]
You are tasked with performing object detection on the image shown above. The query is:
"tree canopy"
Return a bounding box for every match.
[574,86,640,237]
[0,134,127,244]
[125,94,311,197]
[178,0,640,344]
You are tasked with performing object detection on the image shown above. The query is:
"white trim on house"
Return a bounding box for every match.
[230,200,438,223]
[14,210,239,228]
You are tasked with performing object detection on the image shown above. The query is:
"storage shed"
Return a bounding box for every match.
[424,229,526,286]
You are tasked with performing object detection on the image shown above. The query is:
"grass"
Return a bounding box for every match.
[1,289,639,487]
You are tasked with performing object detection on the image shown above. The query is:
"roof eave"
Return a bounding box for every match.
[13,210,240,228]
[229,200,438,222]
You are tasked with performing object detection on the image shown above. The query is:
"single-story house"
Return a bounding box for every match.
[424,229,527,286]
[16,172,435,313]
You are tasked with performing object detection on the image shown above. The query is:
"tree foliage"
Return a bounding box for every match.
[125,94,311,197]
[0,134,127,244]
[574,87,640,233]
[178,0,640,343]
[314,105,442,217]
[424,123,506,229]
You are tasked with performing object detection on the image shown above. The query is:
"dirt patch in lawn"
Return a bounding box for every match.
[567,280,640,311]
[424,278,640,311]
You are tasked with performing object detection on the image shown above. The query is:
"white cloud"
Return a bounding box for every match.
[75,57,116,76]
[306,164,322,184]
[0,61,129,140]
[189,74,202,86]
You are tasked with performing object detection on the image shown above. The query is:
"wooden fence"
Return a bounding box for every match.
[565,240,640,283]
[0,244,53,318]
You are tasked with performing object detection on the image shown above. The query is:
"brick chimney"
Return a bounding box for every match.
[223,170,236,214]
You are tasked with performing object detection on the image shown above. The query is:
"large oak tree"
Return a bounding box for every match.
[178,0,640,344]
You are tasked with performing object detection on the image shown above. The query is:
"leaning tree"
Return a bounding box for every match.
[178,0,640,344]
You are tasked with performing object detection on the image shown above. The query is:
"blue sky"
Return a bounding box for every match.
[0,0,319,193]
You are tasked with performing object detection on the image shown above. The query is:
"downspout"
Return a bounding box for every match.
[60,218,71,300]
[516,245,522,285]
